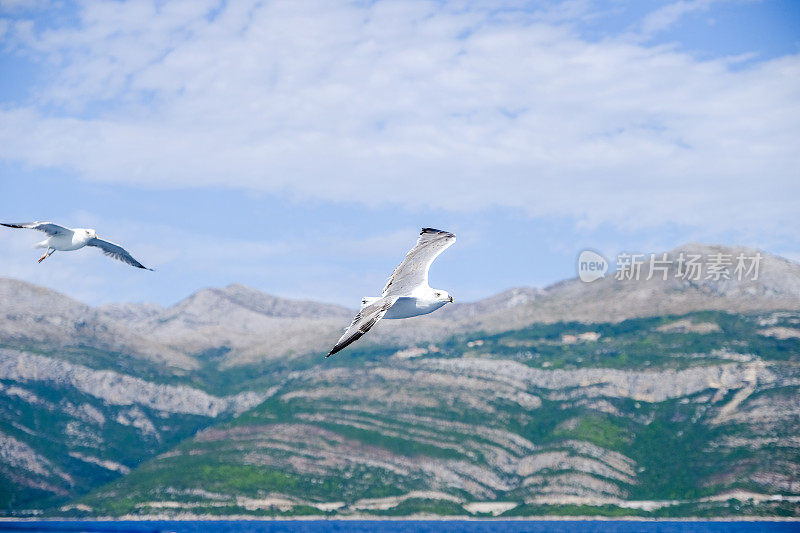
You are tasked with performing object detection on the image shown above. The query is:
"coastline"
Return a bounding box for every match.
[2,515,799,522]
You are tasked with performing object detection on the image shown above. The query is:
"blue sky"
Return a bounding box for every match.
[0,0,798,307]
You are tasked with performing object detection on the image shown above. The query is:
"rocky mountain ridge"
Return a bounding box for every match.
[1,243,799,517]
[3,243,800,368]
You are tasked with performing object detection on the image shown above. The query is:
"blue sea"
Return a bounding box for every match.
[0,521,797,533]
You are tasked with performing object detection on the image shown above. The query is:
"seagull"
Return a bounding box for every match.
[1,222,152,270]
[327,227,456,357]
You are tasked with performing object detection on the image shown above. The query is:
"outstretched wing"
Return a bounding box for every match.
[86,238,152,270]
[1,222,70,237]
[327,296,398,357]
[382,228,456,296]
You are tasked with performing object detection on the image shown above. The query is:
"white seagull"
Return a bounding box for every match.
[327,227,456,357]
[1,222,152,270]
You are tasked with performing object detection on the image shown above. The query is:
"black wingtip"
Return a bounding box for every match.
[421,227,454,237]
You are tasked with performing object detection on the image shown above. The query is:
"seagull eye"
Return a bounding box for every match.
[436,292,441,297]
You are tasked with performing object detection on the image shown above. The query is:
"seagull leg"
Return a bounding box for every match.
[38,248,53,263]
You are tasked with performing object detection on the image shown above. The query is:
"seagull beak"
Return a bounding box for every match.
[449,296,454,303]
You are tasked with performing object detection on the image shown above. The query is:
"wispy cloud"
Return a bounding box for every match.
[638,0,721,38]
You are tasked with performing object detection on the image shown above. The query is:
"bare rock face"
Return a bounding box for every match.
[0,431,70,481]
[0,350,271,417]
[418,358,777,404]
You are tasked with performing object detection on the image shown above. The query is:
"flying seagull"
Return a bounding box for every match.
[327,227,456,357]
[1,222,152,270]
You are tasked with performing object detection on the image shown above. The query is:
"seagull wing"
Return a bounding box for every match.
[1,222,70,237]
[327,296,398,357]
[382,228,456,296]
[86,238,152,270]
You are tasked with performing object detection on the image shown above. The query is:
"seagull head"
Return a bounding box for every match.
[85,229,97,239]
[433,290,453,304]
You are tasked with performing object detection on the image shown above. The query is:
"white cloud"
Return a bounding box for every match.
[0,0,798,242]
[638,0,720,38]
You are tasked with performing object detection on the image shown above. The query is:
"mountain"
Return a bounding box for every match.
[0,279,196,370]
[456,243,800,334]
[1,243,799,518]
[0,347,270,510]
[68,311,800,518]
[303,243,800,357]
[437,287,545,320]
[98,284,354,366]
[30,243,798,368]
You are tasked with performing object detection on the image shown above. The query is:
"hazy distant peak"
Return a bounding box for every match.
[96,302,164,323]
[439,286,544,320]
[0,277,89,314]
[167,283,351,320]
[2,242,800,369]
[666,242,763,257]
[488,287,544,306]
[218,283,266,299]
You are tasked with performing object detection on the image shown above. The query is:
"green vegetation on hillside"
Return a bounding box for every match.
[3,310,799,517]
